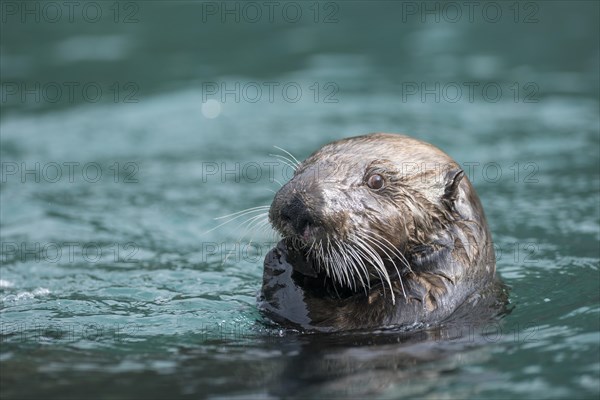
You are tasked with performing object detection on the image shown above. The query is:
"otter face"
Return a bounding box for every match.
[268,133,468,299]
[269,156,407,246]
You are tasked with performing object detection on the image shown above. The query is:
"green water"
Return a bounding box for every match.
[1,1,599,399]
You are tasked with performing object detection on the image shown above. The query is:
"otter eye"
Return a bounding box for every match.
[367,174,385,190]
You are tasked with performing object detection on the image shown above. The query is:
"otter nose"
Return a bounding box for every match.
[281,196,313,234]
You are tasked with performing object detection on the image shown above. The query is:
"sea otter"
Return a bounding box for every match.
[258,133,506,332]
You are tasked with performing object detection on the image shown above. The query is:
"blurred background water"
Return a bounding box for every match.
[1,1,599,399]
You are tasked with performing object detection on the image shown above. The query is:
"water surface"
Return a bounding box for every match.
[1,2,599,399]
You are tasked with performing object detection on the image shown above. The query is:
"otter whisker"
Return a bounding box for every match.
[241,217,275,245]
[344,242,372,292]
[321,240,334,279]
[363,235,407,299]
[306,238,318,258]
[368,232,412,299]
[329,239,347,288]
[353,236,396,305]
[344,240,370,291]
[312,240,322,270]
[221,213,274,264]
[230,213,269,240]
[253,214,271,228]
[328,239,348,289]
[315,238,326,272]
[338,241,359,290]
[273,145,301,167]
[318,239,326,273]
[268,153,298,173]
[323,239,338,284]
[351,239,387,288]
[217,207,278,266]
[255,218,278,241]
[332,238,355,290]
[246,212,271,229]
[240,213,269,229]
[366,236,405,298]
[370,231,413,273]
[214,205,271,220]
[207,206,270,234]
[339,241,369,293]
[352,240,391,301]
[325,240,346,299]
[349,246,371,287]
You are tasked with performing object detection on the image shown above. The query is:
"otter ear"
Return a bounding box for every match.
[443,168,464,205]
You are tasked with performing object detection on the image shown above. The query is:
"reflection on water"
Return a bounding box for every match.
[1,1,599,399]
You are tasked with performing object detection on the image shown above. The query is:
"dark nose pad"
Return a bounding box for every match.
[281,196,313,234]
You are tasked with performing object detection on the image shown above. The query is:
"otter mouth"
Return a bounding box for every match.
[300,225,313,243]
[280,235,407,303]
[273,211,327,247]
[282,238,365,300]
[281,223,323,246]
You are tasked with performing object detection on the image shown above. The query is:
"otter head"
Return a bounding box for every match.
[268,133,477,302]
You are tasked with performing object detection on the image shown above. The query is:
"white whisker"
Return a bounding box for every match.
[273,145,301,167]
[268,153,298,173]
[364,235,406,299]
[214,205,270,220]
[354,236,396,305]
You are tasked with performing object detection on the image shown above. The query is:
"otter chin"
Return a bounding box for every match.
[258,133,507,332]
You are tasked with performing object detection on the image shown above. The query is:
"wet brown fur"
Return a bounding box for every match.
[259,133,505,332]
